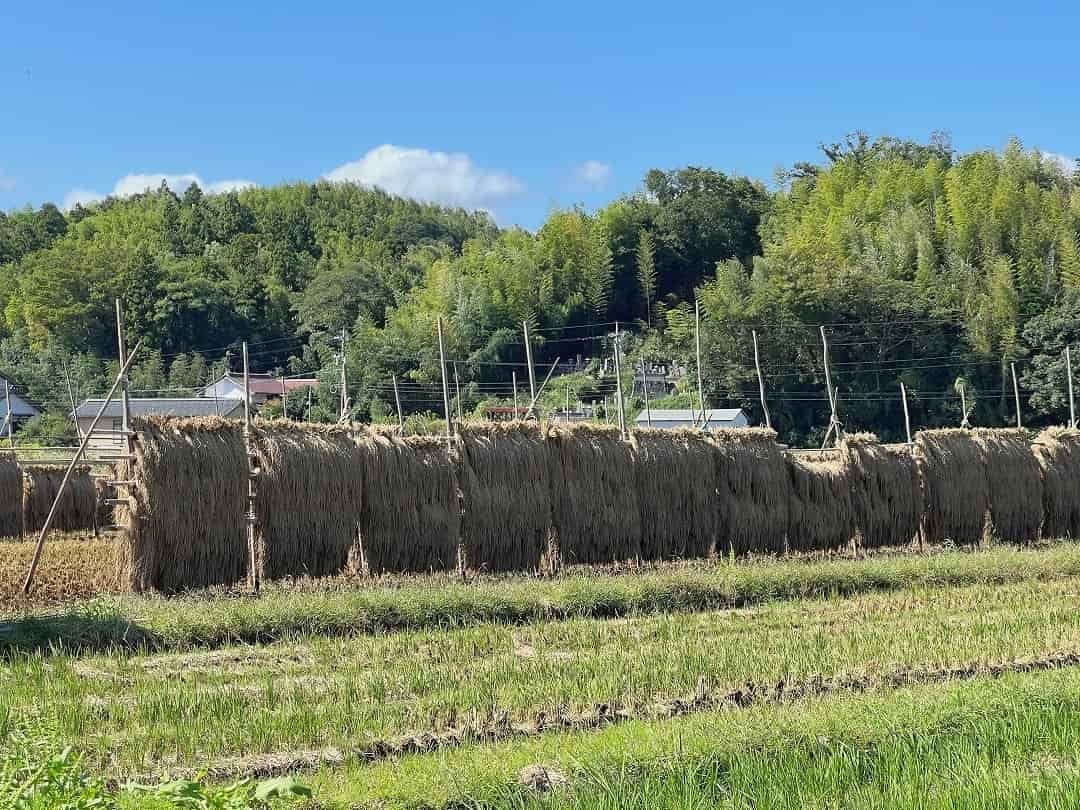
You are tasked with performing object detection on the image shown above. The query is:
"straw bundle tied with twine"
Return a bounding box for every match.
[549,423,641,565]
[631,428,718,560]
[254,421,364,580]
[22,465,98,533]
[458,422,552,572]
[121,416,248,592]
[785,450,855,553]
[972,428,1043,544]
[839,434,922,549]
[356,428,459,574]
[0,453,21,538]
[709,428,789,556]
[1033,427,1080,539]
[913,429,990,546]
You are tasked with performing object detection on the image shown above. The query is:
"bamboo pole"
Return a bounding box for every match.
[900,381,912,445]
[339,327,348,422]
[524,358,560,420]
[752,329,771,430]
[640,357,652,427]
[437,318,453,441]
[115,300,131,450]
[695,301,706,429]
[1011,361,1022,429]
[243,342,259,594]
[392,374,404,434]
[454,363,464,422]
[959,382,971,428]
[280,375,288,421]
[4,380,12,448]
[512,370,519,416]
[613,324,626,438]
[820,326,839,449]
[23,341,143,594]
[1067,346,1075,430]
[523,321,537,406]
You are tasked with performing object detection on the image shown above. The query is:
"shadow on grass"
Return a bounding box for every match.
[0,606,158,658]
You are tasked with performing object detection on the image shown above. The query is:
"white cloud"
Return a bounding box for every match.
[62,172,257,210]
[1042,151,1077,175]
[323,144,524,210]
[573,160,612,189]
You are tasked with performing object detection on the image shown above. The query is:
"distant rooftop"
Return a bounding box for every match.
[636,408,746,424]
[72,397,243,419]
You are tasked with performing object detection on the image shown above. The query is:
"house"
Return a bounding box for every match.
[0,377,42,427]
[199,372,319,408]
[71,397,244,451]
[634,408,749,431]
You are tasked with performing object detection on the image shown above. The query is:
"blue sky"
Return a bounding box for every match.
[2,1,1078,229]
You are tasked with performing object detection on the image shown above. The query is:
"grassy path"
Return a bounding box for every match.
[6,543,1080,654]
[6,576,1080,779]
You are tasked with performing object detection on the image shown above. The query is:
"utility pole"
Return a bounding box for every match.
[1067,346,1076,430]
[752,329,771,431]
[695,300,707,429]
[392,374,404,434]
[640,357,652,427]
[820,326,839,449]
[437,317,453,440]
[613,324,627,437]
[900,382,913,445]
[522,321,537,406]
[1011,361,1022,429]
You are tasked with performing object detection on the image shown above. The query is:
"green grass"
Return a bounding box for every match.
[4,576,1080,780]
[6,543,1080,655]
[310,665,1080,809]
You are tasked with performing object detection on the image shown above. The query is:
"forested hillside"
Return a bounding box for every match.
[1,133,1078,445]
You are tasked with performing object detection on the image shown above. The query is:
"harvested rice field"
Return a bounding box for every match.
[5,542,1080,807]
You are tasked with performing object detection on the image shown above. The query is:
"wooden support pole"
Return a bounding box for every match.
[437,317,453,440]
[752,329,771,430]
[959,382,970,428]
[900,381,912,445]
[243,341,259,595]
[280,376,288,421]
[1011,361,1022,429]
[565,384,570,422]
[115,300,131,451]
[453,363,464,422]
[695,300,707,430]
[1067,346,1076,430]
[512,371,519,416]
[640,357,652,427]
[339,327,348,423]
[392,374,404,434]
[4,380,12,448]
[524,358,560,420]
[820,326,839,449]
[522,321,537,406]
[613,324,627,438]
[23,341,143,594]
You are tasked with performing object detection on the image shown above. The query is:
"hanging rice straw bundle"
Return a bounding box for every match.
[356,430,458,574]
[458,422,552,571]
[914,429,988,546]
[254,421,365,580]
[785,451,855,553]
[549,424,641,564]
[631,428,718,560]
[120,416,248,592]
[972,428,1043,544]
[709,428,789,556]
[22,465,98,532]
[839,434,922,549]
[1032,426,1080,539]
[0,452,22,538]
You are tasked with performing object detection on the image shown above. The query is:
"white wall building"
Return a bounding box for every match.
[634,408,750,431]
